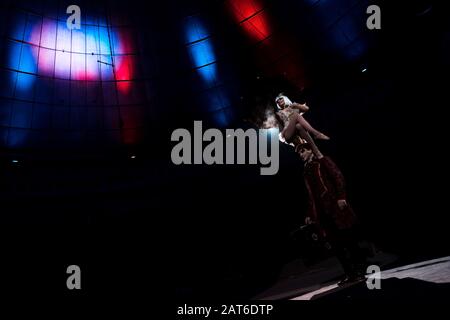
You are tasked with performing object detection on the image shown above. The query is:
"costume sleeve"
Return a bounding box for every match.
[305,179,318,221]
[321,157,347,200]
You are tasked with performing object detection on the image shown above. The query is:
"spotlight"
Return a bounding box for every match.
[12,160,19,163]
[130,155,136,159]
[361,68,367,73]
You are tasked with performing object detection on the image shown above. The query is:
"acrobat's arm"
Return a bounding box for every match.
[291,102,309,113]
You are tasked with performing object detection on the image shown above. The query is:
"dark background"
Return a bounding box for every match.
[0,0,449,300]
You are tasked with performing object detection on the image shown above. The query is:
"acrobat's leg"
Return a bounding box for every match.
[281,115,323,159]
[295,125,324,159]
[296,115,330,140]
[281,116,298,140]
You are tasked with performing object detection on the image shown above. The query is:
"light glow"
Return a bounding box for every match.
[10,18,135,93]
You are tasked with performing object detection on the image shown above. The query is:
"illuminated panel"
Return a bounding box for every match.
[183,16,233,127]
[3,11,142,148]
[10,18,135,92]
[227,0,270,42]
[184,16,218,86]
[226,0,306,88]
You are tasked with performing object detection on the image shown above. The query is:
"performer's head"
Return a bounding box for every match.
[275,94,292,109]
[298,143,314,162]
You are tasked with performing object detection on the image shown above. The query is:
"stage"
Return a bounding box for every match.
[254,255,450,302]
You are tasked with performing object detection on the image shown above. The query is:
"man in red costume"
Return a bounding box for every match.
[298,143,366,284]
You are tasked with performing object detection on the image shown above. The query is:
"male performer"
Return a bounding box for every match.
[298,143,366,284]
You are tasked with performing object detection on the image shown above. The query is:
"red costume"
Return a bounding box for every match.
[303,156,366,281]
[304,156,357,236]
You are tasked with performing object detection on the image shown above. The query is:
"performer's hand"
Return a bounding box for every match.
[292,102,309,112]
[298,103,309,112]
[337,199,348,210]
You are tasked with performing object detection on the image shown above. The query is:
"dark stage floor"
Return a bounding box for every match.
[254,250,398,300]
[259,255,450,302]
